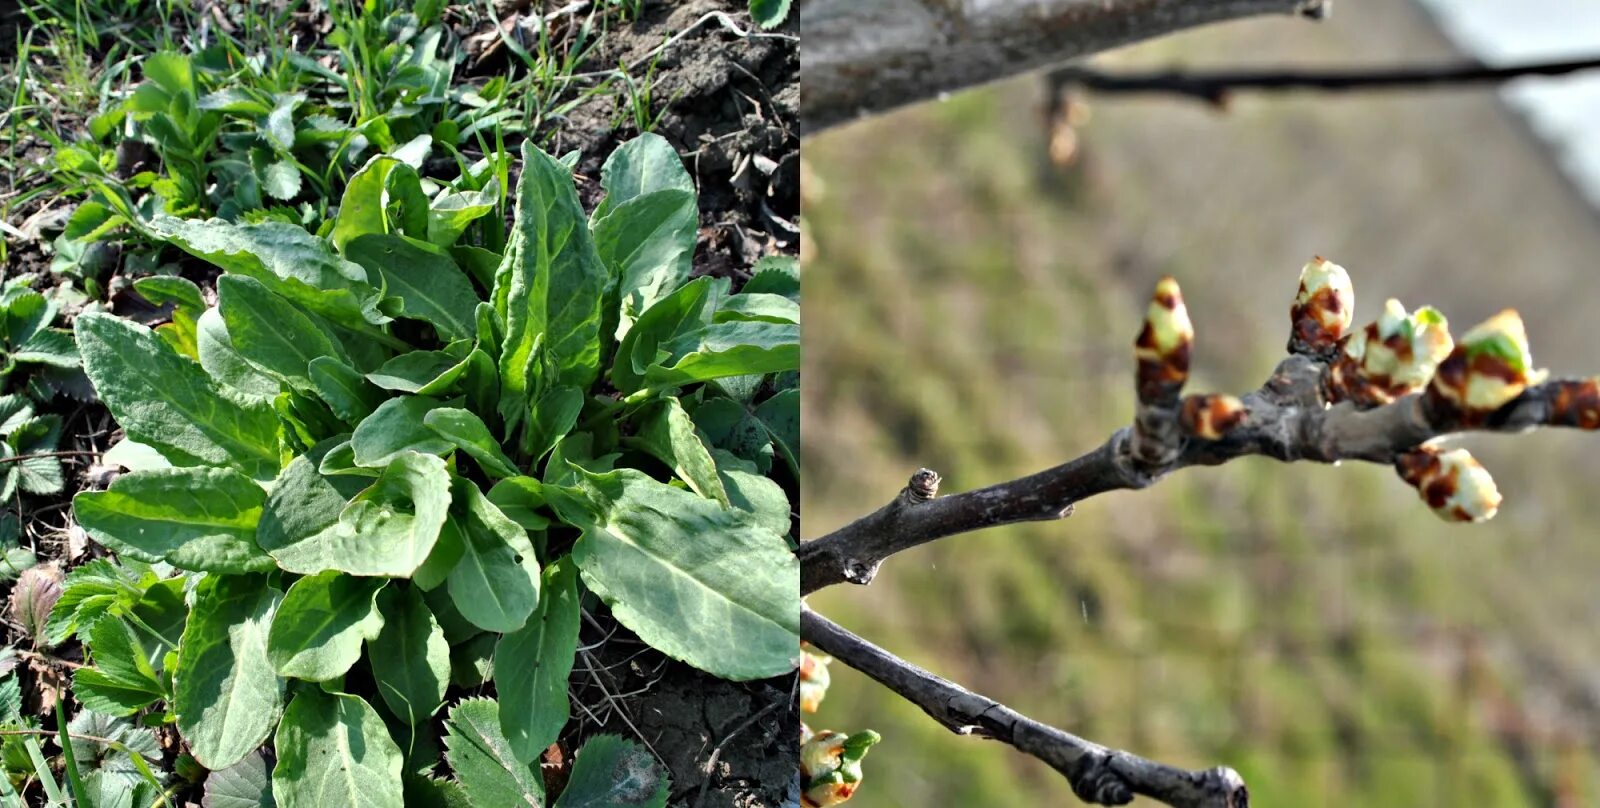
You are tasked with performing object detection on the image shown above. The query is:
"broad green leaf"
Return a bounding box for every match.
[74,467,274,573]
[593,189,696,339]
[2,290,50,347]
[644,320,800,389]
[218,275,342,391]
[442,698,542,808]
[309,356,385,424]
[748,0,791,28]
[197,307,281,398]
[427,188,497,247]
[495,142,607,429]
[754,389,798,477]
[260,451,450,578]
[715,453,791,537]
[448,632,497,688]
[346,235,478,343]
[267,571,386,681]
[592,133,693,222]
[365,351,467,394]
[175,575,284,770]
[424,408,518,478]
[496,559,579,764]
[202,749,275,808]
[629,397,728,506]
[486,477,551,531]
[367,585,449,726]
[739,255,799,300]
[198,87,271,115]
[148,216,386,330]
[411,518,464,591]
[351,396,454,468]
[332,156,428,251]
[273,690,404,808]
[75,313,280,480]
[523,385,582,462]
[692,398,773,474]
[611,277,719,394]
[263,94,303,152]
[716,293,799,324]
[553,735,668,808]
[136,275,204,359]
[446,479,539,633]
[549,468,798,679]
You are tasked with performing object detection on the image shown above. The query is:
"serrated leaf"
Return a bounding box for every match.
[263,160,302,200]
[548,468,798,679]
[75,313,280,480]
[12,328,79,368]
[494,142,607,431]
[367,585,449,726]
[202,748,275,808]
[175,574,285,770]
[74,617,164,716]
[553,734,668,808]
[629,397,728,505]
[346,235,479,343]
[740,255,799,299]
[263,94,303,152]
[273,690,403,808]
[74,467,275,573]
[496,558,578,764]
[446,479,539,633]
[443,698,542,808]
[267,571,386,680]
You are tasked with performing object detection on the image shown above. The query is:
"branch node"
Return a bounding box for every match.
[905,468,941,502]
[1070,754,1135,806]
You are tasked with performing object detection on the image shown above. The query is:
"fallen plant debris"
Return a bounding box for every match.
[800,258,1600,806]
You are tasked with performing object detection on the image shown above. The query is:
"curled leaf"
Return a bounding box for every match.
[1288,257,1353,355]
[1395,444,1501,523]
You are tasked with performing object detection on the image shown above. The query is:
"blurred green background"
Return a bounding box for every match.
[800,3,1600,806]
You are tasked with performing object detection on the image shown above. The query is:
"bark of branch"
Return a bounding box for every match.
[801,607,1249,807]
[1050,56,1600,105]
[799,353,1600,594]
[801,0,1330,135]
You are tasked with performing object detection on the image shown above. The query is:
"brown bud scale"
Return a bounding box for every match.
[1179,394,1246,440]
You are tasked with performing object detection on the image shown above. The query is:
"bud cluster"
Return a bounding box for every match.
[1328,299,1454,406]
[799,646,878,806]
[1134,276,1193,404]
[1288,257,1354,356]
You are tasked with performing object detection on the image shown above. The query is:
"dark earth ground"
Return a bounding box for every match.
[0,1,799,804]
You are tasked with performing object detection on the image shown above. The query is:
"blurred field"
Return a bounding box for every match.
[800,2,1600,806]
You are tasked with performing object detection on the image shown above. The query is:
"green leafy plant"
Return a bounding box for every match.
[0,283,82,501]
[59,133,799,802]
[750,0,794,30]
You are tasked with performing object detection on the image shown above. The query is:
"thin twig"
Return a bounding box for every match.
[1052,56,1600,105]
[801,608,1248,807]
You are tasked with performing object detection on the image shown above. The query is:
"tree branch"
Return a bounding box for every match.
[801,0,1330,135]
[1050,56,1600,106]
[800,267,1600,595]
[800,607,1249,807]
